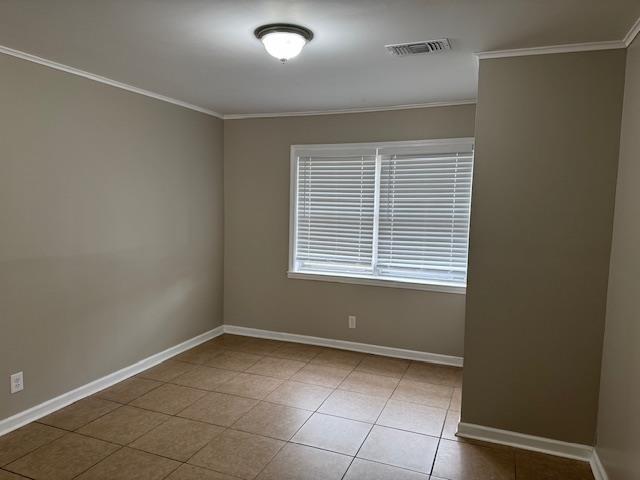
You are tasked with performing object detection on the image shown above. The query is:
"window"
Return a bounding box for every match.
[288,138,474,293]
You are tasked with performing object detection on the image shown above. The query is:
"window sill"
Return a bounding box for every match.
[287,270,466,294]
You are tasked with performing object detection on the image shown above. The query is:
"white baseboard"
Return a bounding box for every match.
[590,448,609,480]
[457,421,609,479]
[223,324,463,367]
[0,325,224,436]
[457,422,594,461]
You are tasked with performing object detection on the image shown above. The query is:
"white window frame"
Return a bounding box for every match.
[288,138,474,294]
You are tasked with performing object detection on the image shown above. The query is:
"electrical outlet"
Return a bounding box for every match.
[348,315,356,329]
[10,372,24,394]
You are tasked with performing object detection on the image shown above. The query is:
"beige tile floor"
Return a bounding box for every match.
[0,334,595,480]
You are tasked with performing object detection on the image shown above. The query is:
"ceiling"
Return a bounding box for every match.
[1,1,639,116]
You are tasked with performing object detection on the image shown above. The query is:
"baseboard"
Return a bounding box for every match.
[458,423,610,480]
[223,324,463,367]
[589,448,609,480]
[457,421,595,461]
[0,325,224,436]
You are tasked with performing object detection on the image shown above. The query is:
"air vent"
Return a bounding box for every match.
[386,39,451,57]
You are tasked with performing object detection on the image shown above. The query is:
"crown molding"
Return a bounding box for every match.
[0,44,473,120]
[222,100,477,119]
[0,45,223,118]
[624,15,640,47]
[475,40,626,60]
[5,13,638,120]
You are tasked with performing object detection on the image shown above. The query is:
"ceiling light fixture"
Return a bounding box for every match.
[254,23,313,63]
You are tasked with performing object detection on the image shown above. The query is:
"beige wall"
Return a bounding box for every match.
[0,55,224,420]
[462,50,626,444]
[596,37,640,480]
[224,106,476,357]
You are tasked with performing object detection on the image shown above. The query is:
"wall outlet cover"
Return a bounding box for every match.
[10,372,24,394]
[348,315,356,329]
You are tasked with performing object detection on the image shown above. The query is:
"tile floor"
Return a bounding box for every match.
[0,334,595,480]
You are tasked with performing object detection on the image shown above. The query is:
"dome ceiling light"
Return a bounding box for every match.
[254,23,313,63]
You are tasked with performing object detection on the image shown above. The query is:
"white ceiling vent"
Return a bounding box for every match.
[385,39,451,57]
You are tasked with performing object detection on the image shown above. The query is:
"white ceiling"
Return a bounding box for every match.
[1,1,639,115]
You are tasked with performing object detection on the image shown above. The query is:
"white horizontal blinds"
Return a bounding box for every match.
[295,153,377,273]
[377,149,474,285]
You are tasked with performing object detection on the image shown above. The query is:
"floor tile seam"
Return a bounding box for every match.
[35,399,139,435]
[199,359,313,376]
[31,392,132,432]
[284,438,359,459]
[372,371,403,425]
[63,442,127,480]
[131,410,229,437]
[223,430,288,480]
[263,346,325,363]
[251,380,341,477]
[353,360,410,379]
[66,412,174,447]
[429,435,443,479]
[310,360,363,372]
[334,381,395,400]
[174,394,266,431]
[384,391,454,411]
[156,458,183,480]
[281,375,345,390]
[97,442,190,474]
[337,405,376,480]
[166,388,268,419]
[168,373,287,398]
[95,377,167,404]
[23,364,449,432]
[125,429,223,466]
[132,385,214,408]
[372,414,446,438]
[256,397,316,413]
[354,435,436,476]
[1,426,119,475]
[223,394,304,441]
[220,346,282,357]
[371,376,441,477]
[1,466,37,480]
[13,342,455,479]
[310,409,378,425]
[361,374,429,476]
[400,377,462,389]
[179,425,235,468]
[282,382,335,438]
[159,356,261,378]
[428,403,450,477]
[351,456,438,479]
[393,378,456,400]
[97,400,188,421]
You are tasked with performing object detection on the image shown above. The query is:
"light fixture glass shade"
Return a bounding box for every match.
[260,31,307,62]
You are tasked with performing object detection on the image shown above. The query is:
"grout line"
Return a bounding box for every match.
[4,335,463,480]
[341,361,426,477]
[253,353,366,480]
[428,399,450,478]
[8,392,157,471]
[429,437,443,479]
[68,444,127,479]
[1,466,37,480]
[158,460,182,480]
[154,340,343,477]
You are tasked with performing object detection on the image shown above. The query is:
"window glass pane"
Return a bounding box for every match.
[292,141,474,287]
[377,152,473,284]
[295,155,377,273]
